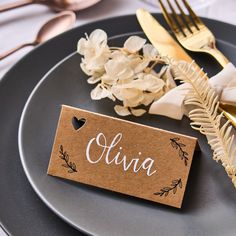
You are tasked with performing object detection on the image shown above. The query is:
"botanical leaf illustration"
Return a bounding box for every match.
[170,138,188,166]
[154,179,182,196]
[59,145,77,173]
[170,60,236,187]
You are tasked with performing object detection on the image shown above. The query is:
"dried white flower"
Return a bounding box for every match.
[77,29,175,116]
[77,29,110,76]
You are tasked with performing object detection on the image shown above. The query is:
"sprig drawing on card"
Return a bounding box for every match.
[170,60,236,187]
[154,179,182,196]
[170,138,188,166]
[59,145,77,173]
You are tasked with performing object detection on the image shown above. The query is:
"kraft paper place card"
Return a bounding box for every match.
[47,105,198,208]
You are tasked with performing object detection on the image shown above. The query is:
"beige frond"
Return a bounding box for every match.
[170,60,236,187]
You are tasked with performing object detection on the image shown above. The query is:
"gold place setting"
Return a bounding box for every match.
[0,0,236,235]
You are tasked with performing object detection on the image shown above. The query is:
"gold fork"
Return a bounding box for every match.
[158,0,236,127]
[158,0,229,67]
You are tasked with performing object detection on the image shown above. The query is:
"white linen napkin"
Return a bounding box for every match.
[149,63,236,119]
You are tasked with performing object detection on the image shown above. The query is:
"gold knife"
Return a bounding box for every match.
[136,8,236,127]
[136,9,195,65]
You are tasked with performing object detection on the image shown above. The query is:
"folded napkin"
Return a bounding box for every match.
[149,63,236,120]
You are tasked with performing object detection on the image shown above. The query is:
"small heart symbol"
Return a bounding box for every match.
[72,117,86,131]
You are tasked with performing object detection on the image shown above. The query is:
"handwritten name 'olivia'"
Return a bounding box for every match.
[86,133,157,176]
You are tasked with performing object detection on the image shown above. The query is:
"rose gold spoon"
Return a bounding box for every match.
[0,0,101,13]
[0,11,76,60]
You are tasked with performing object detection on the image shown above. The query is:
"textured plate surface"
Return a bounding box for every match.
[1,14,236,236]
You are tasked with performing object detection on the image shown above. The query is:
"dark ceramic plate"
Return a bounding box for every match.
[1,14,236,236]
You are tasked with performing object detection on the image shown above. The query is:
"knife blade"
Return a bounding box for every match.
[136,8,196,66]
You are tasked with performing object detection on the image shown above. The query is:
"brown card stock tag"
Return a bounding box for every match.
[48,105,197,208]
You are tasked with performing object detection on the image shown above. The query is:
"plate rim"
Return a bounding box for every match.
[1,13,236,235]
[17,15,236,234]
[18,52,85,232]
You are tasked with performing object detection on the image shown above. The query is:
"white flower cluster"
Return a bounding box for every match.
[77,29,176,116]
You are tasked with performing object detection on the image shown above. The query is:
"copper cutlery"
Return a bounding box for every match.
[0,0,101,13]
[0,11,76,60]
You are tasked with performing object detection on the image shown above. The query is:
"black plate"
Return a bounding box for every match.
[1,14,236,236]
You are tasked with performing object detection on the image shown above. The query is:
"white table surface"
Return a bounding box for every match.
[0,0,235,235]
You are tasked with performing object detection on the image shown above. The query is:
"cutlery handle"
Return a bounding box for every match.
[219,104,236,127]
[0,42,35,60]
[208,47,229,67]
[0,0,34,13]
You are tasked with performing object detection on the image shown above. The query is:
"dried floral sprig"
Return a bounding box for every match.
[170,60,236,187]
[154,178,182,196]
[77,29,176,116]
[59,145,77,173]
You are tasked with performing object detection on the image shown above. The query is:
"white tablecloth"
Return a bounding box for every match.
[0,0,235,235]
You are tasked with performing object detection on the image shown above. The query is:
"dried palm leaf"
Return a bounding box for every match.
[170,60,236,187]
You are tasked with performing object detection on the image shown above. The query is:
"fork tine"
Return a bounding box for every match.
[181,0,204,28]
[166,0,190,36]
[158,0,182,36]
[174,0,197,32]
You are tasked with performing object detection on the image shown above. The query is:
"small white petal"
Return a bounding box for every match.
[130,108,146,116]
[114,105,131,116]
[111,51,126,60]
[134,59,150,73]
[89,29,107,46]
[123,99,139,108]
[121,88,141,100]
[111,86,124,101]
[101,74,117,85]
[119,68,134,81]
[91,84,111,100]
[87,76,101,84]
[77,38,88,55]
[91,53,109,68]
[80,62,93,76]
[117,80,146,90]
[143,44,158,57]
[122,90,144,107]
[124,36,146,53]
[128,57,142,68]
[143,74,165,93]
[105,59,134,80]
[105,59,124,76]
